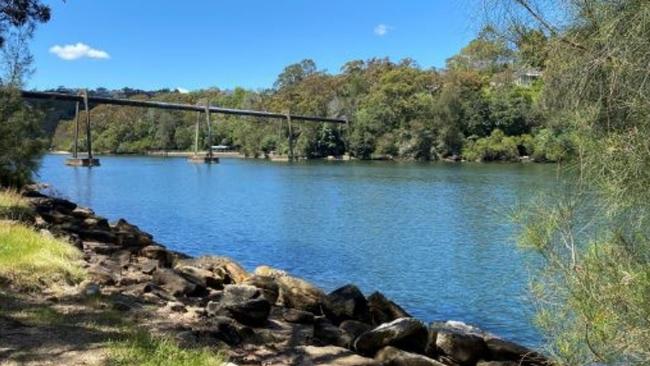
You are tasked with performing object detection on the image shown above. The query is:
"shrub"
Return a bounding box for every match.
[462,129,520,161]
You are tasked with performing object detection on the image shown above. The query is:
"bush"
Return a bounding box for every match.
[462,129,520,161]
[0,88,46,188]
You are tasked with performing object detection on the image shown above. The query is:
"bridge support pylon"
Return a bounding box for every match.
[65,89,100,167]
[188,100,219,164]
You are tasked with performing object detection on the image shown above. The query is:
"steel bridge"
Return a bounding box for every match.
[22,90,348,166]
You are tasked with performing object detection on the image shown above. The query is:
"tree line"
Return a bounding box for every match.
[49,27,572,162]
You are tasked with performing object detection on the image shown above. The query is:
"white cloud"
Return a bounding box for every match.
[49,43,110,60]
[176,87,190,94]
[374,24,393,36]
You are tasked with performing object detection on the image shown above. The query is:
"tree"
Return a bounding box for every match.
[0,0,50,187]
[490,0,650,364]
[0,88,45,187]
[0,0,50,48]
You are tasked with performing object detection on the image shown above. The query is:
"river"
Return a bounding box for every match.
[37,154,560,347]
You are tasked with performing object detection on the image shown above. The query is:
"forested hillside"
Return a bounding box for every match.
[49,27,572,162]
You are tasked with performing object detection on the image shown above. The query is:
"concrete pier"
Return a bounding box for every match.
[65,158,101,167]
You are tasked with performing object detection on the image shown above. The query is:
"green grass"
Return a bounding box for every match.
[107,330,227,366]
[0,221,86,289]
[0,189,33,221]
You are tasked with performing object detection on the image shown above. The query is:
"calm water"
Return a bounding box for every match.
[37,154,559,346]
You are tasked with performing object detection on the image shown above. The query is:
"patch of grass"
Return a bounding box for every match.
[0,221,86,289]
[0,189,33,221]
[107,330,227,366]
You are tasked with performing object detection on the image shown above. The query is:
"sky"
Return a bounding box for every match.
[28,0,483,92]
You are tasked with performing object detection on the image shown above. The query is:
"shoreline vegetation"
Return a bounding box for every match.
[0,187,550,366]
[40,29,573,165]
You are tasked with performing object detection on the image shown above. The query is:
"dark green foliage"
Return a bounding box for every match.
[0,87,46,187]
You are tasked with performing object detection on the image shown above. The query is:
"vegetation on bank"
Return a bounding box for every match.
[0,190,85,289]
[46,28,572,163]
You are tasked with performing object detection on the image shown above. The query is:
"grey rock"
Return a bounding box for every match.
[339,320,372,349]
[376,346,447,366]
[243,275,279,304]
[368,291,411,326]
[281,308,315,324]
[175,265,225,290]
[153,268,199,297]
[314,317,344,346]
[485,338,547,365]
[354,317,428,356]
[436,329,487,365]
[323,284,371,325]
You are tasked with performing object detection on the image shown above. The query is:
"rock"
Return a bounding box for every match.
[281,308,314,324]
[367,291,411,326]
[208,285,271,326]
[243,275,279,304]
[112,299,133,312]
[178,256,248,284]
[175,330,197,345]
[297,345,378,366]
[339,320,372,349]
[78,229,117,244]
[70,206,94,218]
[113,219,154,247]
[83,241,122,255]
[81,282,101,297]
[83,217,110,230]
[112,250,132,268]
[175,265,225,290]
[375,346,447,366]
[88,263,117,285]
[354,317,428,356]
[254,265,325,313]
[323,284,370,325]
[314,317,344,346]
[51,197,77,213]
[484,338,547,365]
[477,361,521,366]
[140,245,171,265]
[153,268,200,297]
[167,301,187,313]
[435,329,487,365]
[195,316,247,345]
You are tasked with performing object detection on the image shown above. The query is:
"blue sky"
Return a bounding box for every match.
[29,1,481,91]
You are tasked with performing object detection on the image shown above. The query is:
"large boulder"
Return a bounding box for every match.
[314,317,344,346]
[152,268,200,297]
[175,265,225,290]
[112,218,154,247]
[323,284,371,325]
[435,329,487,365]
[297,345,378,366]
[367,291,411,326]
[484,337,548,365]
[243,275,279,304]
[281,308,315,324]
[140,245,171,266]
[354,317,428,356]
[207,284,270,326]
[177,256,248,284]
[339,320,372,349]
[375,346,447,366]
[254,265,325,313]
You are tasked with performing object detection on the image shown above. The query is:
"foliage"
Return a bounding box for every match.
[49,44,550,162]
[0,0,50,48]
[0,220,86,290]
[107,330,226,366]
[0,87,46,187]
[462,129,521,162]
[497,0,650,364]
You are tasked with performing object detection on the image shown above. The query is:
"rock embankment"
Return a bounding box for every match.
[19,188,551,366]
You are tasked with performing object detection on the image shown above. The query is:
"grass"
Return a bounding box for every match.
[107,330,227,366]
[0,221,86,289]
[0,189,33,221]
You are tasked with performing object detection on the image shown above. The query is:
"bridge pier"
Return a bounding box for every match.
[66,90,100,167]
[188,100,219,164]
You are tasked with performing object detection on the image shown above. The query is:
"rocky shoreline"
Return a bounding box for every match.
[16,187,550,366]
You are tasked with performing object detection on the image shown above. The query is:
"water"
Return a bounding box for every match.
[37,154,559,347]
